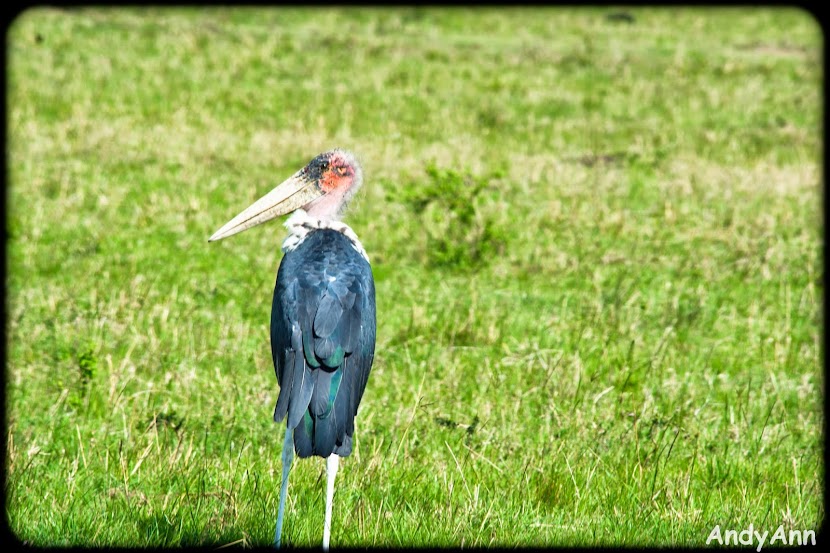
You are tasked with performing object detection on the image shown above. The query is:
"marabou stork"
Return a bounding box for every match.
[209,149,376,549]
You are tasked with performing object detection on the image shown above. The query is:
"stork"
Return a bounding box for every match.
[209,149,376,549]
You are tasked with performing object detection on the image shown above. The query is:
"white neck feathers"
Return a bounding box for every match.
[281,209,369,262]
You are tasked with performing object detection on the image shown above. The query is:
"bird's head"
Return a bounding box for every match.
[209,149,363,242]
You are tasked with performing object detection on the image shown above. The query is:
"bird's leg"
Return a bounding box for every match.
[274,426,294,548]
[322,454,340,551]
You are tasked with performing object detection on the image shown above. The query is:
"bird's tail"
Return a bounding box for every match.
[292,366,354,458]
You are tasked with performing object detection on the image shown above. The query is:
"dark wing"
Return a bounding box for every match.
[271,229,376,458]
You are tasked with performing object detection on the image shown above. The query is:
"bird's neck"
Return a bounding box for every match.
[282,209,369,262]
[305,186,349,220]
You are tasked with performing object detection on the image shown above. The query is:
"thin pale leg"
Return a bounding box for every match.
[322,454,339,551]
[274,427,294,548]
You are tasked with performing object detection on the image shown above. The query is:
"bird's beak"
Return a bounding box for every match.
[209,173,323,242]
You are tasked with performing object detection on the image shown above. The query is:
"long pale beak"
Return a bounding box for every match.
[209,174,323,242]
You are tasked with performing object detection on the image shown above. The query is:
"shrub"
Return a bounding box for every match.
[401,164,507,269]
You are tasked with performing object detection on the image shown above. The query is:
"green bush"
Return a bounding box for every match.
[402,164,507,269]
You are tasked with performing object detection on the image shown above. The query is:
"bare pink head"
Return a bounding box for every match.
[209,148,364,241]
[301,149,364,220]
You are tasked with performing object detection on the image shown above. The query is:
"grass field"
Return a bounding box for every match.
[5,7,823,547]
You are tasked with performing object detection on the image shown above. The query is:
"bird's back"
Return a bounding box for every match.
[271,229,376,458]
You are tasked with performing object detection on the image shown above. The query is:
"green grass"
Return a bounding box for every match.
[5,6,822,547]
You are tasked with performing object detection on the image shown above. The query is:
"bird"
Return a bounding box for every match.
[209,149,376,550]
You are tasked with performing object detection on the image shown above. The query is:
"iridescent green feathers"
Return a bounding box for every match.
[271,229,376,458]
